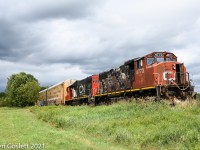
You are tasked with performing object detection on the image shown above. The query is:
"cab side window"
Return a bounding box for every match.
[137,59,143,68]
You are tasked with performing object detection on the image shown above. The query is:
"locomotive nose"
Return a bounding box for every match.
[163,71,176,83]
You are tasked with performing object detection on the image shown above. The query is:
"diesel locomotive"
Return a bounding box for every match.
[39,51,196,105]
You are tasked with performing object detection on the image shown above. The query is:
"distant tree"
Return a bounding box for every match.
[6,72,40,107]
[0,92,6,98]
[0,92,9,107]
[40,86,49,91]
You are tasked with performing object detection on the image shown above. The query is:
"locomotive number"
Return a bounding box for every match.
[136,68,144,74]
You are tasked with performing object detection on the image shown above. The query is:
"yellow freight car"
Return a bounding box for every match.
[38,79,76,106]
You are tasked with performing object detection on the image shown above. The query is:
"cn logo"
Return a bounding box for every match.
[79,85,84,94]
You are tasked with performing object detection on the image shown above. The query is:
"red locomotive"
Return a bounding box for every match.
[64,51,195,105]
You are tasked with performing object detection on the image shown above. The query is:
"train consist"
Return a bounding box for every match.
[38,51,196,105]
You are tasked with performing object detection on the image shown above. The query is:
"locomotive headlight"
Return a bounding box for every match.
[172,64,176,70]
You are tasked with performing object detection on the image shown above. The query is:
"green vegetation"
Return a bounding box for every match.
[197,93,200,100]
[5,72,40,107]
[30,101,200,150]
[40,86,49,91]
[0,92,9,107]
[0,107,114,150]
[1,101,200,149]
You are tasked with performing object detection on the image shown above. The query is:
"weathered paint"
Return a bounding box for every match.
[92,75,100,96]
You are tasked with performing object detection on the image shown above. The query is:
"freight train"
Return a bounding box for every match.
[38,51,196,105]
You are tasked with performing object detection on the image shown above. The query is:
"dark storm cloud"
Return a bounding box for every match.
[0,0,104,63]
[0,19,20,59]
[0,0,200,92]
[0,19,44,62]
[15,0,102,21]
[33,2,95,20]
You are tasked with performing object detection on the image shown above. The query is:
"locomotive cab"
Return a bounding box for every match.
[140,51,195,100]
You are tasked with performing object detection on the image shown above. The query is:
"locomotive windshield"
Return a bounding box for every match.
[166,57,177,62]
[156,57,176,63]
[156,58,164,63]
[147,58,155,65]
[165,53,177,62]
[147,52,177,65]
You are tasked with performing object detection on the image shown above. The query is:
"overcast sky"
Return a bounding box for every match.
[0,0,200,92]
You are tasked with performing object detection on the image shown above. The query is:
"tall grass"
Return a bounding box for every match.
[0,108,115,150]
[30,100,200,149]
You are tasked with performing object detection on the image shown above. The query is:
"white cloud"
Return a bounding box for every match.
[0,59,88,90]
[0,0,200,92]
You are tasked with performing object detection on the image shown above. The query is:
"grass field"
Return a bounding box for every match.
[0,100,200,149]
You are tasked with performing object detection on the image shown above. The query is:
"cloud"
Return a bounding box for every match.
[0,0,200,92]
[1,0,103,21]
[0,19,21,59]
[0,59,88,91]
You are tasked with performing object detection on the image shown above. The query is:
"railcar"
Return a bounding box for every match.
[65,51,195,105]
[38,79,76,106]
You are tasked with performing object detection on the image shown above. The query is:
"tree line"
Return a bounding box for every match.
[0,72,42,107]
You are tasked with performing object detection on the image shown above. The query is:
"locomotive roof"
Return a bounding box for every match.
[124,57,138,65]
[39,81,65,93]
[123,51,177,67]
[145,51,177,58]
[69,76,91,87]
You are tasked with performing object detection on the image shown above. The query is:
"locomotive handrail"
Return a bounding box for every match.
[174,72,190,91]
[174,82,189,91]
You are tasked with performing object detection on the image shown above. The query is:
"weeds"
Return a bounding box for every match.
[30,100,200,149]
